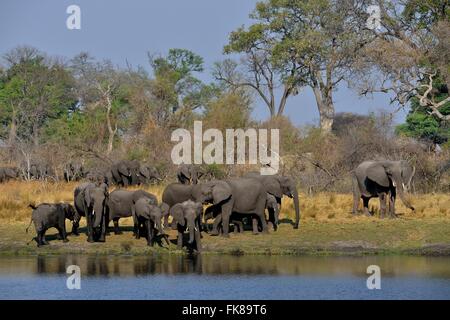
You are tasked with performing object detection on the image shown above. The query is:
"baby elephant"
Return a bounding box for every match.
[132,198,169,247]
[26,203,76,247]
[170,200,203,252]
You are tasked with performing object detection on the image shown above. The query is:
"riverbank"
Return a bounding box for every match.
[1,217,450,256]
[0,181,449,256]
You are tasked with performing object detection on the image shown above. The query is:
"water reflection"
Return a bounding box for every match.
[1,255,450,279]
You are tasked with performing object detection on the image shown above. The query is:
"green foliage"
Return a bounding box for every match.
[0,48,76,144]
[396,75,450,144]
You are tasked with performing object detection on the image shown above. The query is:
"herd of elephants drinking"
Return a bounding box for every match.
[13,158,416,252]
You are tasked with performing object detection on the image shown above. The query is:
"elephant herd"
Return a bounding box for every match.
[25,160,416,252]
[0,159,161,185]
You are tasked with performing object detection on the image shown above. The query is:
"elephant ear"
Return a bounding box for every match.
[212,181,232,205]
[84,188,92,207]
[266,178,283,199]
[367,164,390,187]
[159,202,170,217]
[170,203,185,226]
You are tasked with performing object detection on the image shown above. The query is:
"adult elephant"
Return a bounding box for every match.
[177,164,203,184]
[353,160,415,218]
[244,172,300,229]
[137,164,161,185]
[107,189,158,234]
[0,167,19,183]
[73,182,109,242]
[162,178,268,237]
[110,160,132,186]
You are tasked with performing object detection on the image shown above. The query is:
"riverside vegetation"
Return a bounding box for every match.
[1,181,449,256]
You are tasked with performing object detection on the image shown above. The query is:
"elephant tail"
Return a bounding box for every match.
[26,204,38,233]
[25,217,33,233]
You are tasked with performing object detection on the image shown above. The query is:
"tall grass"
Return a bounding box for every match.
[0,181,449,223]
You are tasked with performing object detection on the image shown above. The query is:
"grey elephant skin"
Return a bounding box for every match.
[352,160,415,218]
[132,199,169,246]
[170,200,203,251]
[162,178,268,237]
[107,189,158,234]
[204,193,278,233]
[177,164,203,184]
[137,164,161,185]
[74,182,109,242]
[26,203,76,246]
[244,172,300,229]
[0,167,19,183]
[109,160,160,186]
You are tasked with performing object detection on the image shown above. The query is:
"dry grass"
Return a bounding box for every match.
[0,181,449,256]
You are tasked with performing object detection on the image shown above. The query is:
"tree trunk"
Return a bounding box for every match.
[32,122,39,147]
[8,108,17,146]
[312,86,334,133]
[105,94,117,155]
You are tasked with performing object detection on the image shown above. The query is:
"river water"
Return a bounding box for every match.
[0,255,449,299]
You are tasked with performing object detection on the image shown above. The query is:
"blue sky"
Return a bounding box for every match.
[0,0,408,126]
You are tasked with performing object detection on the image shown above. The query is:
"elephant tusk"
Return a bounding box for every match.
[194,227,198,232]
[402,182,406,191]
[392,181,397,187]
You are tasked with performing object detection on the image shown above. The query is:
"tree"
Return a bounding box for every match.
[355,0,450,122]
[218,0,371,131]
[0,46,76,147]
[70,53,128,155]
[149,49,211,116]
[396,75,450,144]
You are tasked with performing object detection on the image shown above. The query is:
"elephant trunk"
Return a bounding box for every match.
[393,174,414,211]
[92,204,103,229]
[156,218,165,235]
[396,184,415,211]
[292,188,300,229]
[188,221,195,244]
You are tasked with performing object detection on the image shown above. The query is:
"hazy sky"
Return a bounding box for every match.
[0,0,408,126]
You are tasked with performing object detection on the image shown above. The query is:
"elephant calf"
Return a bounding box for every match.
[26,203,76,247]
[170,200,203,252]
[133,199,169,246]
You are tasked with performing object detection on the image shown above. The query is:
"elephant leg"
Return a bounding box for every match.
[71,220,80,236]
[113,219,122,235]
[252,217,259,235]
[389,191,397,219]
[146,220,155,247]
[177,230,183,249]
[267,207,277,231]
[41,229,49,245]
[221,202,233,238]
[58,225,69,242]
[379,193,387,219]
[86,214,94,243]
[210,215,222,236]
[195,222,202,252]
[105,216,111,236]
[98,215,106,242]
[362,197,371,217]
[37,230,46,246]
